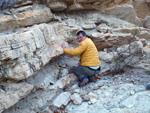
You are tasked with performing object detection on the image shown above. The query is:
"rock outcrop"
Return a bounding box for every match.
[0,81,33,112]
[0,0,150,113]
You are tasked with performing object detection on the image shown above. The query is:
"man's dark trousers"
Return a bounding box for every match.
[74,65,100,81]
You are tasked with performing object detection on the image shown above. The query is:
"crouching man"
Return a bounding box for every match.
[61,30,101,87]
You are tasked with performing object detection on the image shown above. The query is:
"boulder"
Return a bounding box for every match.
[91,33,136,50]
[0,6,53,32]
[105,4,142,26]
[49,74,77,90]
[71,93,82,105]
[88,92,98,104]
[53,92,71,108]
[98,51,114,63]
[133,0,150,19]
[0,82,33,112]
[0,23,66,81]
[14,7,53,27]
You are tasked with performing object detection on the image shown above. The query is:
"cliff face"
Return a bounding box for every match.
[0,0,150,113]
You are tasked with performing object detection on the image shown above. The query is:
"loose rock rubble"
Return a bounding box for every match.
[39,69,150,113]
[64,74,150,113]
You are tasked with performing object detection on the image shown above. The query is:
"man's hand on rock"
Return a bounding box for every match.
[61,43,66,49]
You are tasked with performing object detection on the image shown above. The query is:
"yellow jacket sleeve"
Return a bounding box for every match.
[64,42,87,56]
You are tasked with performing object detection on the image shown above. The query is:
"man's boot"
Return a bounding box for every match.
[79,76,89,87]
[89,76,97,83]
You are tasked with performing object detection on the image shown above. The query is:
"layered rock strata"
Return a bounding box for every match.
[0,0,150,112]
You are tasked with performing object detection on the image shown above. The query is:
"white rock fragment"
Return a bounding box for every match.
[71,93,82,105]
[49,74,77,90]
[92,84,100,90]
[98,51,114,63]
[83,95,90,101]
[60,68,68,77]
[79,90,88,96]
[53,92,71,108]
[88,98,98,104]
[70,84,79,90]
[72,89,80,93]
[88,92,98,104]
[130,90,135,95]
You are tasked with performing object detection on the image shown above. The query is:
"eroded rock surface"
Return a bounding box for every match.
[0,0,150,112]
[0,81,33,112]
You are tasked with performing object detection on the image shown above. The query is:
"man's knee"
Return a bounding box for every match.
[73,66,81,74]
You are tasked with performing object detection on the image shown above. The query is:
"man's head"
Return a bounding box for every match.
[76,30,87,42]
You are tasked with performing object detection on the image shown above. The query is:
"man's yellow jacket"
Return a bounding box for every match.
[64,38,101,67]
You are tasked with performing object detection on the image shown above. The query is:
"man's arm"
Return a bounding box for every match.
[63,42,87,56]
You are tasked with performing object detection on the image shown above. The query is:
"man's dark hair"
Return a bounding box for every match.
[76,30,86,36]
